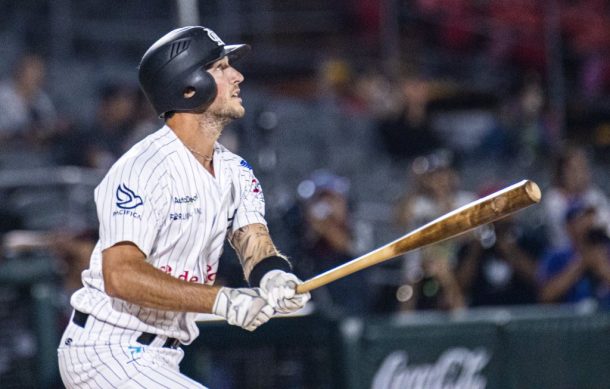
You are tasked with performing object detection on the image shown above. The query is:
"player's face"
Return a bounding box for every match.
[206,57,245,120]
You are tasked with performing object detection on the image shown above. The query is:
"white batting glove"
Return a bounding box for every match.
[212,287,274,331]
[260,270,311,314]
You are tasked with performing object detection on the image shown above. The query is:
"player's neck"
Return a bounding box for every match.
[167,113,221,173]
[170,112,225,143]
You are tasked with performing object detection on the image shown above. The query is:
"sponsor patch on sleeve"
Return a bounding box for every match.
[240,159,252,170]
[113,184,144,219]
[116,184,143,209]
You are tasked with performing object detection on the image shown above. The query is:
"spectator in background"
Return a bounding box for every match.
[415,0,480,53]
[62,82,138,170]
[562,0,610,100]
[478,73,557,164]
[50,230,97,313]
[395,149,476,229]
[393,150,475,312]
[486,0,546,73]
[317,57,369,115]
[538,201,610,308]
[123,89,163,147]
[0,52,57,147]
[0,227,97,324]
[543,144,610,249]
[352,66,397,119]
[398,244,466,311]
[375,72,443,161]
[511,73,558,162]
[287,170,371,316]
[456,215,540,307]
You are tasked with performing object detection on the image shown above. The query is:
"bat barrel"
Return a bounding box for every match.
[296,180,541,294]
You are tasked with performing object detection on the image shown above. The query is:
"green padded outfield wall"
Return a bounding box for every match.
[184,307,610,389]
[342,308,610,389]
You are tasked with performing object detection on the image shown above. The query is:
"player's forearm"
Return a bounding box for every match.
[106,261,219,312]
[102,243,220,313]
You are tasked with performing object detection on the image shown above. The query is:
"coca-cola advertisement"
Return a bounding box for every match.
[371,348,491,389]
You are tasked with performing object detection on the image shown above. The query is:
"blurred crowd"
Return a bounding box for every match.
[0,36,609,320]
[286,148,610,316]
[0,52,160,170]
[0,2,610,383]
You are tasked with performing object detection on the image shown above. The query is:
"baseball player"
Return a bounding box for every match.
[57,26,310,388]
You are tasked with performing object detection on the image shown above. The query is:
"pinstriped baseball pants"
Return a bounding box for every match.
[57,311,206,388]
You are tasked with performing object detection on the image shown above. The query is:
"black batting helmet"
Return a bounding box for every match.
[138,26,250,117]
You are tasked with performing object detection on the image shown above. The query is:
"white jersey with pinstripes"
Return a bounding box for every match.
[70,125,266,345]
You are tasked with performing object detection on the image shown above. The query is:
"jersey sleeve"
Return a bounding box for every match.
[231,160,267,233]
[95,157,170,257]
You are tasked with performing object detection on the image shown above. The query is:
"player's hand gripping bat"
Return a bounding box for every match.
[296,179,541,294]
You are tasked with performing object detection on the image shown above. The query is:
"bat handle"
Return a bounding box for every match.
[296,283,309,295]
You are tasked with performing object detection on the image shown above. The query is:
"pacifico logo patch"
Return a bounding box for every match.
[116,184,144,209]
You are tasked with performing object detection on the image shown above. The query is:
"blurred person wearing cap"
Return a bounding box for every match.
[392,150,475,312]
[537,200,610,308]
[395,149,476,229]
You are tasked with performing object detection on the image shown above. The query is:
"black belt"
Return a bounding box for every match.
[72,310,180,349]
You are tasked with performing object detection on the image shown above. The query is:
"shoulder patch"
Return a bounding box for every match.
[240,159,252,170]
[116,184,144,209]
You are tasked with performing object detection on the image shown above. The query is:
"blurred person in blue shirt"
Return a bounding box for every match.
[538,200,610,308]
[542,144,610,249]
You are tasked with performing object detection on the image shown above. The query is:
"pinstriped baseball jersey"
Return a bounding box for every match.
[70,125,266,344]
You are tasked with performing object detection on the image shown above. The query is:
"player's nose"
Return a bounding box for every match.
[230,67,244,84]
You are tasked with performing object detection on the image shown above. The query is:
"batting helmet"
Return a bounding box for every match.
[138,26,250,117]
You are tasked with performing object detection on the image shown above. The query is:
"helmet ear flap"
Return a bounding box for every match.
[174,67,217,113]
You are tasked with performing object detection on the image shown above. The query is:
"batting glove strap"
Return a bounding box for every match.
[259,270,311,314]
[248,255,292,287]
[212,287,274,332]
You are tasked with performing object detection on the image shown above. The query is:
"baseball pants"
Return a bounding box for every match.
[58,310,206,388]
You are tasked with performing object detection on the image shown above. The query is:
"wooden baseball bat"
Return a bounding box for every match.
[296,179,541,294]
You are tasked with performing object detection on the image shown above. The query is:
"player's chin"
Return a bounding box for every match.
[230,105,246,119]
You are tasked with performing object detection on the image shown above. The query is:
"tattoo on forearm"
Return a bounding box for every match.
[230,224,284,278]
